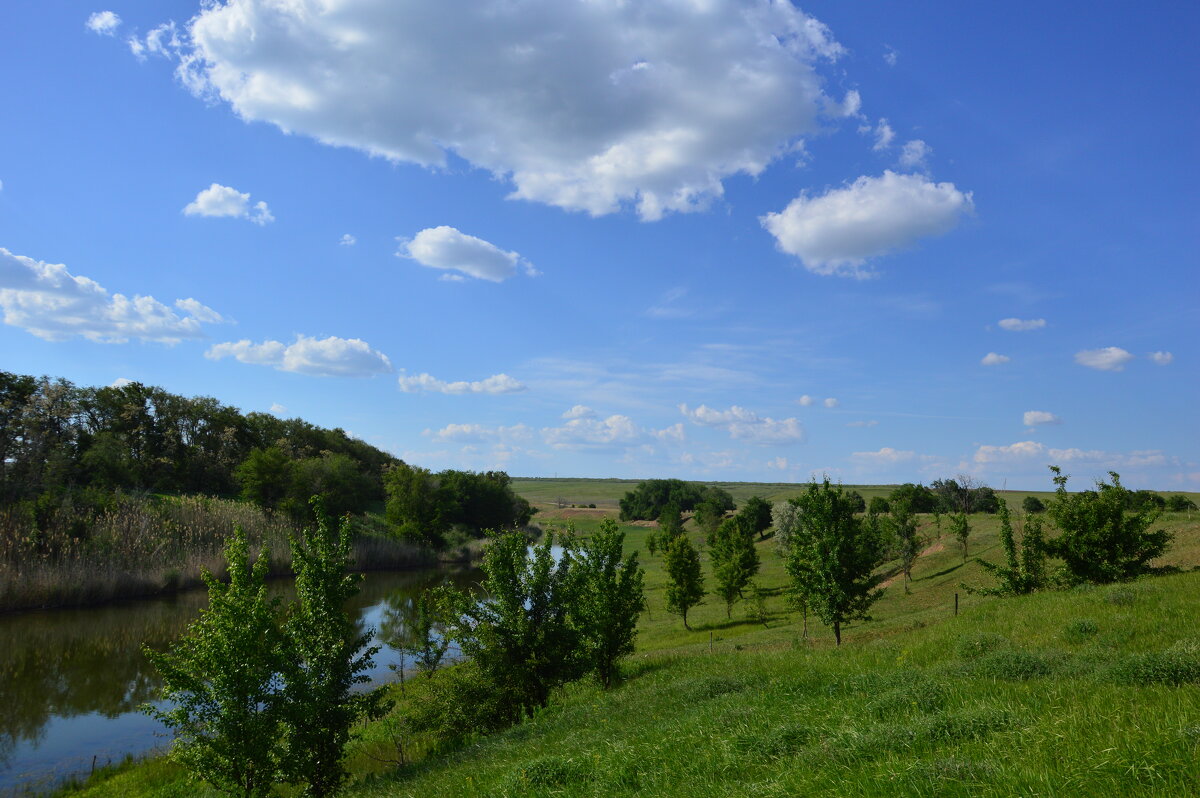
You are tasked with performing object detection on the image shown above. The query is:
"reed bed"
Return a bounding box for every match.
[0,494,434,613]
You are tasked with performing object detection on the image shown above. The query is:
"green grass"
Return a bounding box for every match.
[58,494,1200,797]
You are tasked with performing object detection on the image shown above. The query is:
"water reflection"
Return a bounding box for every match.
[0,566,480,794]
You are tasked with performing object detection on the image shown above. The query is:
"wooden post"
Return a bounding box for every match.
[709,631,713,652]
[954,592,959,616]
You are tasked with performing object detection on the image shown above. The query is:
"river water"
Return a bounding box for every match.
[0,565,482,795]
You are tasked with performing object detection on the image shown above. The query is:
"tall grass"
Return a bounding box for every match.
[0,494,434,613]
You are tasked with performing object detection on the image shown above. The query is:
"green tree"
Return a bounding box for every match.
[738,495,774,540]
[574,519,645,688]
[692,496,727,540]
[889,499,921,593]
[144,528,287,798]
[657,501,684,539]
[888,483,938,513]
[663,533,704,630]
[950,512,970,563]
[1166,495,1197,512]
[1043,467,1172,584]
[771,500,801,555]
[1022,496,1046,514]
[439,531,585,719]
[868,496,891,516]
[709,518,759,617]
[282,501,389,797]
[972,499,1046,596]
[235,446,296,513]
[784,479,887,645]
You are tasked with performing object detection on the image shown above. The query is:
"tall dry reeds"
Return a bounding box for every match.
[0,494,434,613]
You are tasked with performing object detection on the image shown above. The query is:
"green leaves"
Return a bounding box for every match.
[663,532,704,629]
[575,519,645,688]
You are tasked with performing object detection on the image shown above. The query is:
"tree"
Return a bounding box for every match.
[845,490,867,514]
[1022,496,1046,514]
[439,531,585,719]
[950,513,970,563]
[381,589,450,680]
[663,533,704,630]
[972,499,1046,596]
[868,496,891,516]
[738,496,774,539]
[1043,467,1172,584]
[784,479,887,645]
[618,479,733,521]
[889,499,922,593]
[574,519,645,689]
[236,448,297,513]
[657,502,684,539]
[772,500,801,555]
[709,518,759,617]
[1166,495,1197,512]
[282,500,389,797]
[888,483,938,514]
[144,527,288,798]
[692,496,727,540]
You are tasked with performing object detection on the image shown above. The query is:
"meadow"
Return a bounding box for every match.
[56,480,1200,797]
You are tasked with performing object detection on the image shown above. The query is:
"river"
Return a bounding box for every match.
[0,565,482,795]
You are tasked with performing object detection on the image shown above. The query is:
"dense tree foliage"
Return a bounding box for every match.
[574,519,646,689]
[0,371,396,517]
[887,483,939,513]
[663,533,705,629]
[618,479,734,521]
[710,518,759,617]
[1166,495,1197,512]
[1022,496,1046,514]
[1043,468,1172,584]
[868,496,891,516]
[784,479,886,645]
[888,499,922,593]
[383,463,533,548]
[737,495,774,540]
[930,476,999,514]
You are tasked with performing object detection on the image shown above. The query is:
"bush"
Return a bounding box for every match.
[1063,618,1100,643]
[969,650,1052,680]
[1110,648,1200,686]
[1022,496,1045,514]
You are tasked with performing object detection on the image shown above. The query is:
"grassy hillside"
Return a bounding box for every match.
[59,495,1200,797]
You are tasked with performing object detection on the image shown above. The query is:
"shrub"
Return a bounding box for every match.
[1109,648,1200,686]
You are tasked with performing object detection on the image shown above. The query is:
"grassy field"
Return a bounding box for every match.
[57,484,1200,797]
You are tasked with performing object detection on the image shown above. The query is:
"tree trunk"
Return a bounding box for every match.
[803,604,808,639]
[833,620,841,646]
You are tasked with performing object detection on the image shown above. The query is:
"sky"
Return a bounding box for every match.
[1,0,1197,491]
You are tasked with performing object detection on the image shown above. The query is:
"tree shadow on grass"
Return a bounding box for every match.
[918,561,967,581]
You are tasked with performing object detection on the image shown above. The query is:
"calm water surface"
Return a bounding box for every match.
[0,566,481,795]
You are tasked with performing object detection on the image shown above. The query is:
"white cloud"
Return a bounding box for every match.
[1075,347,1134,372]
[398,227,531,282]
[767,456,791,470]
[883,46,898,67]
[838,90,862,118]
[149,0,847,221]
[206,334,392,377]
[110,377,133,388]
[269,403,286,415]
[1023,410,1061,427]
[846,420,878,428]
[562,405,597,420]
[426,423,532,443]
[339,234,356,247]
[974,440,1045,464]
[973,440,1170,470]
[183,183,274,225]
[981,352,1011,366]
[86,11,121,36]
[997,317,1045,331]
[0,247,222,343]
[645,287,693,319]
[397,371,526,395]
[761,171,973,277]
[678,403,804,445]
[823,397,839,408]
[543,415,641,448]
[851,447,916,464]
[899,139,931,170]
[1149,351,1174,366]
[872,119,895,151]
[797,394,815,407]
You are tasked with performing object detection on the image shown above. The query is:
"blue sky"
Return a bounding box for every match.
[1,1,1196,490]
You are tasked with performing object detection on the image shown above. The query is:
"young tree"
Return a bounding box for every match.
[738,495,774,540]
[657,501,685,539]
[663,533,704,630]
[1022,495,1046,514]
[709,517,759,617]
[972,499,1046,596]
[784,479,887,645]
[889,499,922,593]
[771,500,801,555]
[950,512,970,563]
[439,531,585,719]
[692,496,725,541]
[235,446,296,513]
[144,527,288,798]
[574,519,646,689]
[282,501,389,797]
[1043,467,1172,584]
[868,496,891,516]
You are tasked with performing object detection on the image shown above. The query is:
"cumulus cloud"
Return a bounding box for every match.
[797,395,815,407]
[973,440,1045,464]
[269,403,286,415]
[1149,351,1174,366]
[397,371,526,395]
[543,415,646,449]
[562,405,597,420]
[1023,410,1061,427]
[154,0,848,221]
[883,46,898,67]
[183,183,274,225]
[426,423,532,443]
[86,11,121,35]
[981,352,1011,366]
[110,377,134,388]
[899,139,932,170]
[0,247,223,343]
[398,227,533,282]
[206,334,392,377]
[1075,347,1134,372]
[760,171,973,277]
[824,397,839,408]
[973,440,1168,470]
[678,403,804,445]
[871,119,896,151]
[997,317,1045,332]
[851,447,916,464]
[339,234,356,247]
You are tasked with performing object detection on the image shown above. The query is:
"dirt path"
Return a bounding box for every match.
[880,538,946,589]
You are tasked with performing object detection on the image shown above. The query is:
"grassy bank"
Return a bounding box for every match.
[55,499,1200,797]
[0,494,435,613]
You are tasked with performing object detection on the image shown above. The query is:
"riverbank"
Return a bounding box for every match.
[0,493,441,614]
[49,507,1200,797]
